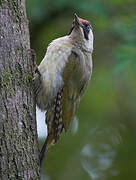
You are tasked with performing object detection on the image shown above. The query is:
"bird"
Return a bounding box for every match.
[34,13,94,166]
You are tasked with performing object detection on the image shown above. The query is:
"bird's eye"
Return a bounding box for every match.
[86,25,90,31]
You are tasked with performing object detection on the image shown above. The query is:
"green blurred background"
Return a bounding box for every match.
[26,0,136,179]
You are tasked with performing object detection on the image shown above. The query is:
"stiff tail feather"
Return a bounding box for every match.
[40,135,53,166]
[40,88,64,166]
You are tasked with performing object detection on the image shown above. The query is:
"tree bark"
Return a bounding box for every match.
[0,0,40,179]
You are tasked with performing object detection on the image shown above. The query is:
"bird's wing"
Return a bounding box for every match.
[40,49,92,165]
[61,48,91,131]
[46,48,91,140]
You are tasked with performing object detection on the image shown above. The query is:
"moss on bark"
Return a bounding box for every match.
[0,0,40,179]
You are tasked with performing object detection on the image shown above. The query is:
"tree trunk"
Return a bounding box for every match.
[0,0,40,179]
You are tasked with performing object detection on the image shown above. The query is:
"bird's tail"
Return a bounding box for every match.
[40,135,53,166]
[40,88,64,166]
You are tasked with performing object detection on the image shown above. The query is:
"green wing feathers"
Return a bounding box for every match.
[40,50,91,164]
[62,50,85,130]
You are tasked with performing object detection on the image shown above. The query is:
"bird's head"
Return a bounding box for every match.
[68,13,93,52]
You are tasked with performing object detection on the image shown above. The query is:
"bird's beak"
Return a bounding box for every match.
[74,13,83,27]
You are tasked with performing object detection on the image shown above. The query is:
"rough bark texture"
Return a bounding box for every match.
[0,0,40,179]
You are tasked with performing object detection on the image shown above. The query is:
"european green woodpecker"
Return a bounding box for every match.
[34,13,94,166]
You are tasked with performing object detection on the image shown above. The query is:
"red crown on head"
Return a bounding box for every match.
[73,17,90,24]
[78,18,89,24]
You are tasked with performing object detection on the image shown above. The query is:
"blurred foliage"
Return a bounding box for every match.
[26,0,136,179]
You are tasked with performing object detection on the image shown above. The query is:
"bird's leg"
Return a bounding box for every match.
[35,68,41,76]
